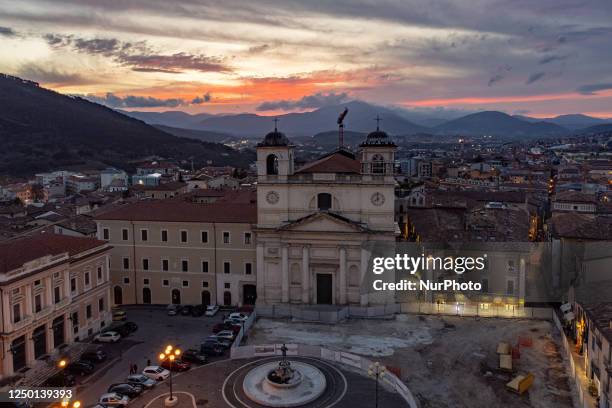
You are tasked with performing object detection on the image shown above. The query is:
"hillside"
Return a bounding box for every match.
[312,130,367,148]
[0,74,254,176]
[153,125,238,144]
[434,111,568,138]
[119,110,214,128]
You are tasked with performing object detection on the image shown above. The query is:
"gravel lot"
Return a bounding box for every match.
[248,314,577,408]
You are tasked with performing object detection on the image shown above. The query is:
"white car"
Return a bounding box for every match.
[228,312,248,321]
[215,330,235,340]
[205,305,219,316]
[99,392,129,407]
[94,331,121,343]
[142,366,170,381]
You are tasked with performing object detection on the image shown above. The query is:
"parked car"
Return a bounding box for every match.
[228,312,248,321]
[65,360,94,375]
[215,330,236,341]
[224,317,244,326]
[142,366,170,381]
[126,374,156,389]
[99,392,129,407]
[108,383,143,398]
[94,331,121,343]
[112,310,127,321]
[191,305,205,317]
[167,304,181,316]
[205,305,219,316]
[105,321,138,337]
[45,372,76,387]
[180,349,207,364]
[81,349,107,363]
[160,359,191,372]
[205,336,232,348]
[212,322,241,335]
[180,305,193,316]
[200,342,225,356]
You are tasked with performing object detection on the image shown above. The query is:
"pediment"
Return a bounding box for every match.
[279,212,367,233]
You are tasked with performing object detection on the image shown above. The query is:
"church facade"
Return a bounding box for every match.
[255,125,399,306]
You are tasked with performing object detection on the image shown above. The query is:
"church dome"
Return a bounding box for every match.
[257,121,290,147]
[360,129,396,147]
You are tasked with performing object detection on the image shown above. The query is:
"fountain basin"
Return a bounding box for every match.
[243,361,327,407]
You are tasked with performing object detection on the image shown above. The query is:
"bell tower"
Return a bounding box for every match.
[360,116,396,175]
[256,119,294,181]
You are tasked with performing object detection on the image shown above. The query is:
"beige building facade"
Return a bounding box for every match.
[95,199,257,307]
[255,127,399,306]
[0,234,111,380]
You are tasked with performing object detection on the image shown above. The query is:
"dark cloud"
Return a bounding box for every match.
[43,34,231,73]
[17,64,89,85]
[247,44,270,54]
[487,65,511,87]
[256,91,349,111]
[0,26,16,37]
[576,83,612,95]
[487,74,504,86]
[539,54,568,64]
[526,72,546,84]
[83,92,206,108]
[84,93,183,108]
[191,92,212,104]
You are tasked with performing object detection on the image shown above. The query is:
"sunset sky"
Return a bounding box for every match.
[1,0,611,117]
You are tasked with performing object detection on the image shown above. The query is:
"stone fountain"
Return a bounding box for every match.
[242,344,327,407]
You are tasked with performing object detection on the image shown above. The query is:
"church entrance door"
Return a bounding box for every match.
[316,274,333,304]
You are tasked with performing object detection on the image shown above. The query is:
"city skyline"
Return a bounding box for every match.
[0,0,612,117]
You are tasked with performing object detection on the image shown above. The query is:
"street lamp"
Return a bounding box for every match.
[159,345,181,404]
[61,400,80,408]
[58,359,68,387]
[368,362,386,408]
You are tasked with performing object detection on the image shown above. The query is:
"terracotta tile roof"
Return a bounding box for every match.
[94,200,256,223]
[0,233,108,274]
[296,151,361,174]
[549,213,612,240]
[141,181,187,191]
[554,190,598,204]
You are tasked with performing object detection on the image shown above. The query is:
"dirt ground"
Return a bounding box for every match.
[248,315,577,408]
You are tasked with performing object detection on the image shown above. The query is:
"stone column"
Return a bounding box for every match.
[24,284,33,318]
[281,245,289,303]
[25,331,35,365]
[256,243,265,304]
[64,313,73,344]
[339,246,347,305]
[360,247,370,307]
[302,246,310,304]
[63,270,71,301]
[45,277,53,307]
[2,292,12,333]
[3,345,13,377]
[46,324,54,353]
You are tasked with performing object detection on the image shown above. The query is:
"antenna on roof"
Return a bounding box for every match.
[337,107,349,149]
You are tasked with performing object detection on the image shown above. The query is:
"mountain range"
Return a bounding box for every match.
[0,74,254,176]
[121,101,612,140]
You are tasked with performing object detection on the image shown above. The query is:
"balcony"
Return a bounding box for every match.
[12,315,33,331]
[33,306,53,321]
[54,297,71,310]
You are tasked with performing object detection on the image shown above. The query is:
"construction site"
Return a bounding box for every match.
[248,314,576,408]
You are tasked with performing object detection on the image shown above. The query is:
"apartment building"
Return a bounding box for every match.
[94,199,257,307]
[0,234,112,380]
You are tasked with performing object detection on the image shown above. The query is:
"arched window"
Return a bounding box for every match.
[266,154,279,175]
[317,193,332,211]
[372,154,385,174]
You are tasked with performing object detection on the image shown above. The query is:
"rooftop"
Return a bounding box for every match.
[0,233,108,274]
[95,199,256,223]
[296,150,361,174]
